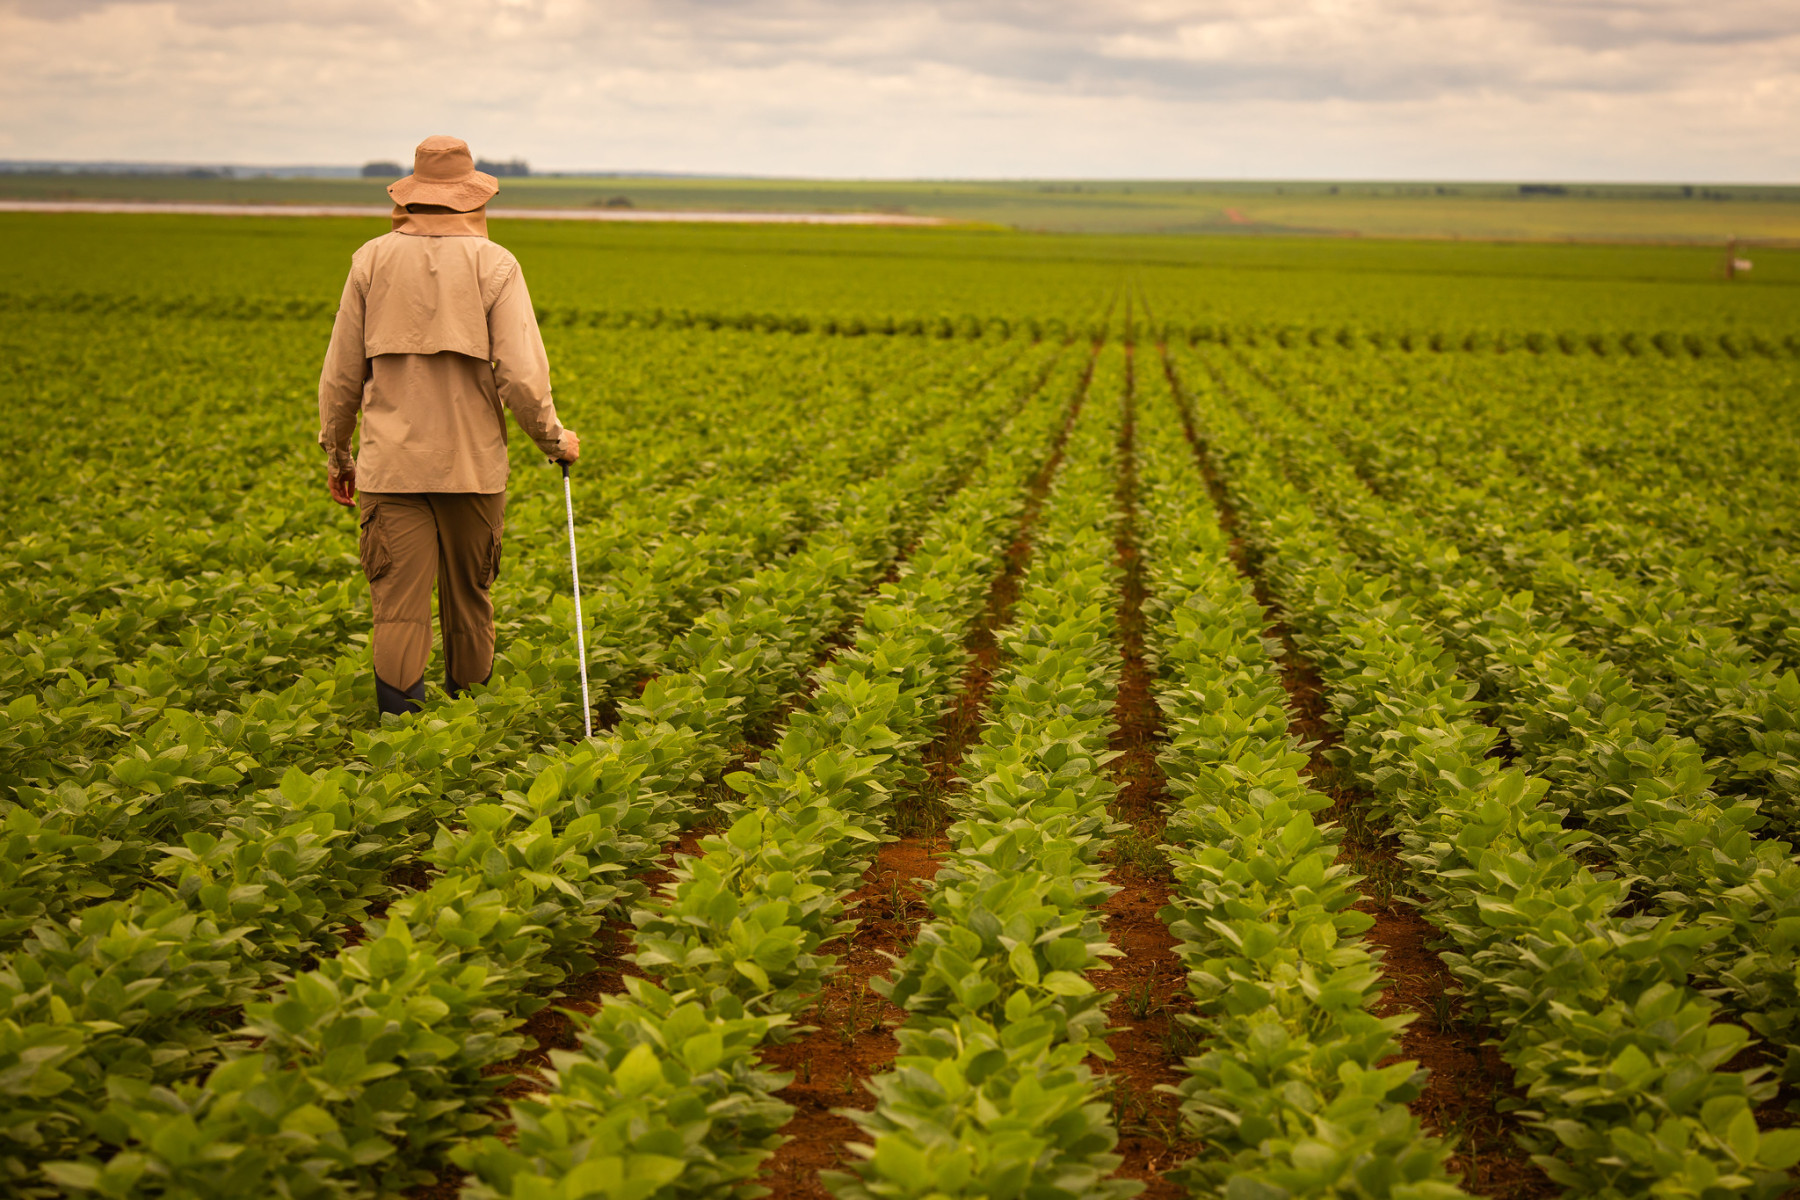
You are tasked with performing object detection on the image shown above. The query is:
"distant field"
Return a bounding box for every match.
[4,172,1799,242]
[5,212,1796,339]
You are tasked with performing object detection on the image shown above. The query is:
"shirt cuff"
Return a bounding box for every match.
[539,427,573,460]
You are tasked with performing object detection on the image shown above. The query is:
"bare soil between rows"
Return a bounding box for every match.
[754,342,1099,1195]
[1163,341,1555,1198]
[757,838,941,1197]
[1088,338,1202,1196]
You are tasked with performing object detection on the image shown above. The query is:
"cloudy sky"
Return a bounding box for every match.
[2,0,1795,181]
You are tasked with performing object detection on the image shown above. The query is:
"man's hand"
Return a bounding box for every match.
[555,429,581,465]
[329,467,356,507]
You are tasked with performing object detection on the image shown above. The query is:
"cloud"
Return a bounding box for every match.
[0,0,1795,179]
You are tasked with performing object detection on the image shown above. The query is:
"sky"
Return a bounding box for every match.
[2,0,1796,182]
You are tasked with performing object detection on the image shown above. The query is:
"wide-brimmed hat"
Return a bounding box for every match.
[386,136,498,212]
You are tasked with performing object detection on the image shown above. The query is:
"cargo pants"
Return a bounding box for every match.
[357,491,506,713]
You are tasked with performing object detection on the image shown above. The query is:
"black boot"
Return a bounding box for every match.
[445,669,492,701]
[376,676,426,716]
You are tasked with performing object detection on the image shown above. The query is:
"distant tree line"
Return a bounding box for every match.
[361,158,530,178]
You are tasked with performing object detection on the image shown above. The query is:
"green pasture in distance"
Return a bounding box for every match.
[2,211,1796,337]
[6,171,1800,242]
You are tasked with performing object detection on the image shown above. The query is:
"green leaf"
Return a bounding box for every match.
[1758,1129,1800,1171]
[280,1104,340,1137]
[527,764,566,811]
[41,1162,102,1191]
[564,1155,626,1196]
[628,1154,686,1187]
[614,1043,663,1097]
[1608,1043,1653,1087]
[681,1031,724,1074]
[1040,970,1094,996]
[368,934,410,980]
[726,812,763,850]
[873,1136,931,1190]
[1726,1107,1759,1165]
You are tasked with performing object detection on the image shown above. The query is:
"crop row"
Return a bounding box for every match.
[0,292,1078,345]
[1216,346,1800,836]
[12,346,1071,1197]
[451,335,1092,1200]
[10,290,1791,362]
[0,330,1027,740]
[823,344,1138,1200]
[540,307,1085,344]
[1240,336,1798,546]
[1168,348,1800,1197]
[1232,338,1800,635]
[1196,343,1800,1069]
[1161,322,1800,361]
[0,334,1044,966]
[1129,356,1465,1197]
[31,375,1032,1196]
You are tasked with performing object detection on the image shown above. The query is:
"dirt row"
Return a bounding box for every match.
[1161,340,1554,1199]
[1092,335,1201,1197]
[756,339,1102,1196]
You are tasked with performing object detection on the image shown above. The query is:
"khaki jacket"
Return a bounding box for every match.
[318,208,567,494]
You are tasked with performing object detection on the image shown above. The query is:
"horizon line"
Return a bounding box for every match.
[1,160,1797,190]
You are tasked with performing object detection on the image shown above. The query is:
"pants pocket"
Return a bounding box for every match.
[484,524,503,588]
[476,492,506,589]
[359,503,392,582]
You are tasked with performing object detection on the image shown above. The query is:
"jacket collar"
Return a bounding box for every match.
[390,205,488,237]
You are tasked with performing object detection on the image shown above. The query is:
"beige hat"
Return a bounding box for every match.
[386,136,499,211]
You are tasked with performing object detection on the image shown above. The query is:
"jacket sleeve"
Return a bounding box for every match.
[317,262,369,476]
[489,265,567,458]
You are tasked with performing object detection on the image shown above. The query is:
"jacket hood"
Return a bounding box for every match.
[391,205,488,237]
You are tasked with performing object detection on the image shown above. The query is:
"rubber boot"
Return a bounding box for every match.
[376,676,426,716]
[446,669,492,701]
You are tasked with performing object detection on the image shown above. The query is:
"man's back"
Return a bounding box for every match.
[319,209,562,495]
[358,226,516,360]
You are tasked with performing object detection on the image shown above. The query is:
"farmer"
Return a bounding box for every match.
[318,135,579,715]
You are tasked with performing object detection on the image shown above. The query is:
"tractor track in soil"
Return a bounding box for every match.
[1164,342,1555,1200]
[755,340,1102,1198]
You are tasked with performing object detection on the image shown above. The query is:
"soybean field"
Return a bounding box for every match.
[3,213,1800,1200]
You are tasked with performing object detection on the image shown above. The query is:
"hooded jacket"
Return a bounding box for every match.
[317,207,567,494]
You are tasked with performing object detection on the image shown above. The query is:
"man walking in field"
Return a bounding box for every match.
[319,135,580,715]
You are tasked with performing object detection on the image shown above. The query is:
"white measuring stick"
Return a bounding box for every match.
[560,461,593,740]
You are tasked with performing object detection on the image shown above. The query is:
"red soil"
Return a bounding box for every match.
[754,342,1100,1196]
[1090,873,1199,1198]
[1161,342,1553,1198]
[1089,337,1204,1195]
[758,839,942,1197]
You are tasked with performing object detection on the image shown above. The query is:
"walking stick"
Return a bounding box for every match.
[558,459,593,740]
